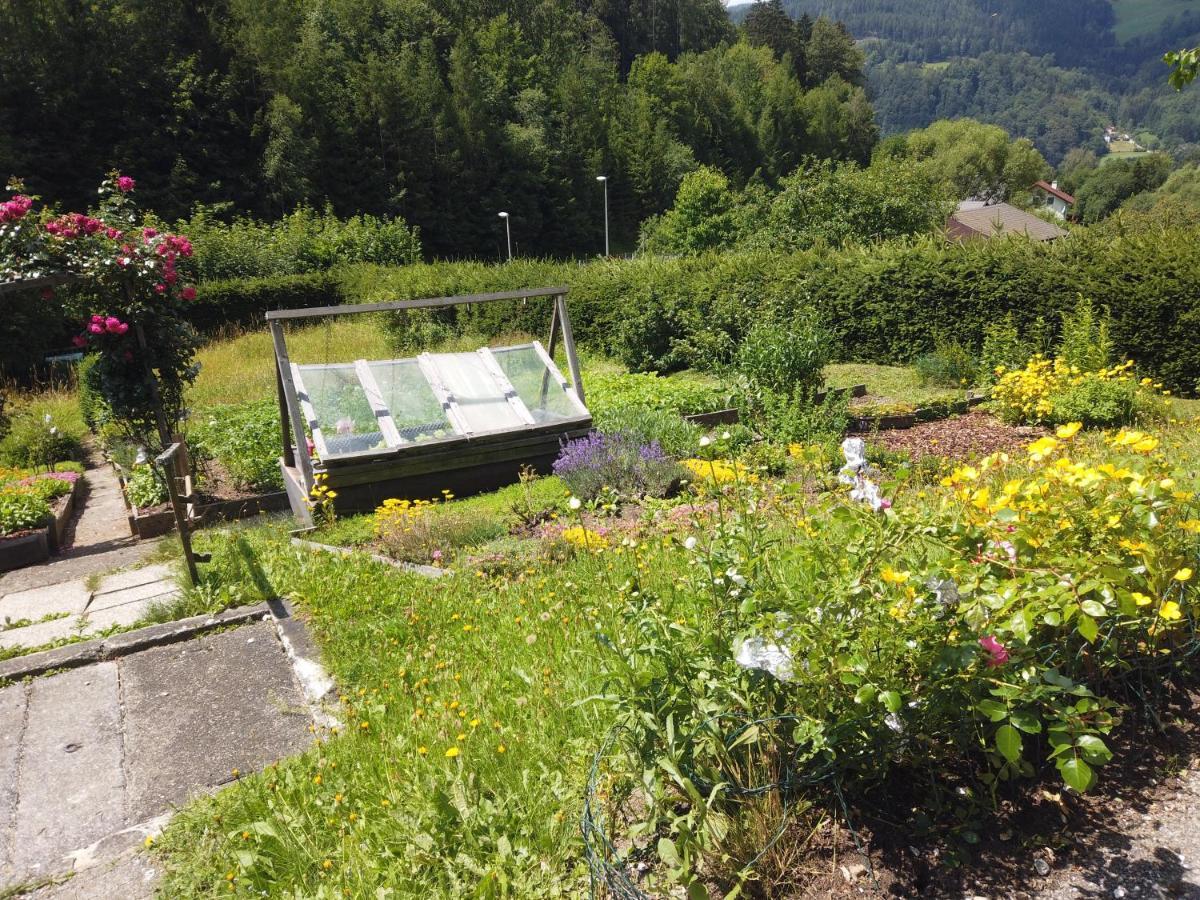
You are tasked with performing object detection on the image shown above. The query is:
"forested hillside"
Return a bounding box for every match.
[0,0,874,259]
[731,0,1200,163]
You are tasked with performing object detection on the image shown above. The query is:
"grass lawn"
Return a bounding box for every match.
[824,362,965,408]
[156,509,683,897]
[1111,0,1198,42]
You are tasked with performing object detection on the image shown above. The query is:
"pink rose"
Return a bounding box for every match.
[88,323,103,335]
[142,226,158,240]
[180,285,196,301]
[115,322,129,335]
[978,635,1010,668]
[164,271,178,285]
[91,314,103,323]
[116,175,135,193]
[154,283,166,294]
[71,335,87,348]
[104,316,121,332]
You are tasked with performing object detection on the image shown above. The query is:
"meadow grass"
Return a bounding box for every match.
[1111,0,1197,42]
[155,511,686,897]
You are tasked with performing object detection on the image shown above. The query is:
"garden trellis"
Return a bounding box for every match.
[270,287,592,523]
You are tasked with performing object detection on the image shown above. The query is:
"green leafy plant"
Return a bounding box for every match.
[125,464,167,509]
[0,490,51,535]
[188,400,284,492]
[914,339,976,387]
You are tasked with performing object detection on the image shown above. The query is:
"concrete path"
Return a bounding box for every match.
[0,563,180,652]
[0,620,319,896]
[0,444,158,597]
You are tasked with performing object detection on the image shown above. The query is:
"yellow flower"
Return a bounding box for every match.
[1174,568,1194,582]
[1027,436,1060,462]
[1055,422,1082,439]
[881,567,910,584]
[445,746,459,758]
[1181,520,1200,534]
[1131,592,1153,607]
[497,744,507,753]
[417,746,427,756]
[1159,601,1182,621]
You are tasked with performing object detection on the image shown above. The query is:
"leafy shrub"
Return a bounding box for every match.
[552,432,681,501]
[0,490,51,535]
[125,465,167,508]
[185,272,344,333]
[992,357,1167,428]
[373,497,503,566]
[181,205,421,283]
[188,400,284,492]
[594,425,1200,894]
[19,473,76,502]
[735,311,834,399]
[1058,296,1113,372]
[913,340,976,387]
[77,353,111,432]
[0,407,82,468]
[978,314,1031,387]
[584,371,729,420]
[590,406,701,460]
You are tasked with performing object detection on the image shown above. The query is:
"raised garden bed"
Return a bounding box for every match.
[45,475,80,552]
[0,529,51,572]
[849,393,986,432]
[683,384,868,428]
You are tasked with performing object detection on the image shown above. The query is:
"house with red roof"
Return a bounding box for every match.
[1031,180,1076,220]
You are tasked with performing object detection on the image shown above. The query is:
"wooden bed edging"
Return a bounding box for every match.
[290,537,450,579]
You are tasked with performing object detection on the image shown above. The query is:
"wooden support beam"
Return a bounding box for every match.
[416,353,471,436]
[289,364,329,463]
[270,321,314,490]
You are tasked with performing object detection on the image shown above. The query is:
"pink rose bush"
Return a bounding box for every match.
[2,172,201,449]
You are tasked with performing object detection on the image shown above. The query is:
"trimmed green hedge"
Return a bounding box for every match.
[184,224,1200,393]
[186,272,345,332]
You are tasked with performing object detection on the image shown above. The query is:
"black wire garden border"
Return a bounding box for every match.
[581,714,875,899]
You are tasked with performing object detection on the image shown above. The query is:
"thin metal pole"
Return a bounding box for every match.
[505,218,512,261]
[603,179,609,257]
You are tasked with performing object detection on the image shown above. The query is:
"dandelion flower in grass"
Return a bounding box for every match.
[417,746,428,756]
[568,496,581,511]
[445,746,459,758]
[497,744,506,753]
[1160,601,1182,621]
[1175,568,1194,582]
[1055,422,1082,440]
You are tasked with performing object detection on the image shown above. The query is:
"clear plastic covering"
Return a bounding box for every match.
[492,345,584,424]
[295,342,586,458]
[367,359,455,444]
[295,365,386,456]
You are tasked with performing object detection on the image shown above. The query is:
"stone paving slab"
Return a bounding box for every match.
[0,583,91,622]
[0,685,26,876]
[26,851,159,899]
[0,616,79,651]
[86,580,177,612]
[9,665,126,884]
[120,622,313,822]
[81,590,179,635]
[91,564,174,594]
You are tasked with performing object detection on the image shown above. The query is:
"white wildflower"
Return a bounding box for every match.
[568,497,582,510]
[683,536,697,551]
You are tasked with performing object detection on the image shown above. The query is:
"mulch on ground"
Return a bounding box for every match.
[868,410,1047,462]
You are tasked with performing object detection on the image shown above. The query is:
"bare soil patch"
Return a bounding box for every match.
[869,410,1047,462]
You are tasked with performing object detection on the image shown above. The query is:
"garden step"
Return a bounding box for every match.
[0,617,80,652]
[0,582,91,623]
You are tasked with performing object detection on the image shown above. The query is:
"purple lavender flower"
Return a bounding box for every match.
[553,431,680,500]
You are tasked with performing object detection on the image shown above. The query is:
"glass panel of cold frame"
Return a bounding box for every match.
[491,345,584,424]
[297,364,386,456]
[366,359,458,444]
[426,352,525,434]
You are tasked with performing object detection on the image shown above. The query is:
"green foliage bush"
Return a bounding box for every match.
[0,490,51,535]
[0,407,83,469]
[1044,377,1142,428]
[188,400,285,492]
[185,272,344,333]
[978,314,1032,386]
[181,206,421,283]
[124,465,167,509]
[736,312,834,398]
[913,340,976,387]
[589,406,701,460]
[77,353,110,433]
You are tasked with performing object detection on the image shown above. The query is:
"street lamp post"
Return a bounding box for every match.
[596,175,609,257]
[498,211,512,262]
